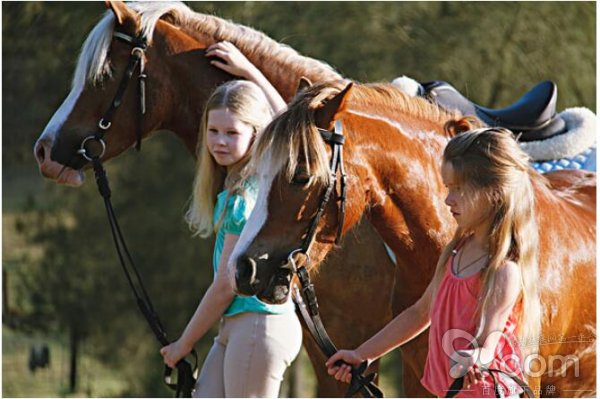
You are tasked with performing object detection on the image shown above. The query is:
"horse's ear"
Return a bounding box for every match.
[105,1,138,27]
[296,77,313,95]
[315,82,354,130]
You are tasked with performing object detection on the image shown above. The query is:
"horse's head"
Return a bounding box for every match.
[229,81,365,304]
[33,1,226,186]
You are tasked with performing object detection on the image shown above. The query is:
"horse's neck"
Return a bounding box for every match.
[348,112,454,274]
[155,20,342,155]
[177,15,343,101]
[242,53,341,101]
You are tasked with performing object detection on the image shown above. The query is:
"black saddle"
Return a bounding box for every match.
[421,80,567,142]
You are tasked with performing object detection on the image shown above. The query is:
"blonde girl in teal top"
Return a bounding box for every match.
[160,42,301,397]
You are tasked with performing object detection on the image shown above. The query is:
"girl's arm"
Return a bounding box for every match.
[325,277,437,383]
[206,41,287,114]
[159,233,239,368]
[455,260,521,390]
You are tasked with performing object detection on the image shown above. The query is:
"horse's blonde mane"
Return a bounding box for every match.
[74,2,340,89]
[351,83,461,129]
[252,82,460,191]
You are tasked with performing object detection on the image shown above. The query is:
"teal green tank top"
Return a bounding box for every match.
[213,177,295,316]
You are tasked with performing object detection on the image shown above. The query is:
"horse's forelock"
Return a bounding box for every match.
[73,11,115,88]
[252,89,334,190]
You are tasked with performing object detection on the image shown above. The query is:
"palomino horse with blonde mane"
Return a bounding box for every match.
[231,81,596,397]
[33,2,404,396]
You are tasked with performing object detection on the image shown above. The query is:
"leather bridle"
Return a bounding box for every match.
[77,30,147,162]
[283,120,384,398]
[76,30,197,397]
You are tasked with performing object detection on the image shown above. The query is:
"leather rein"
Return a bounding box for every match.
[76,30,197,398]
[284,120,384,398]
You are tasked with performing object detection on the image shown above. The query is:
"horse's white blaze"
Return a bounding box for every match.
[228,155,276,279]
[39,84,83,143]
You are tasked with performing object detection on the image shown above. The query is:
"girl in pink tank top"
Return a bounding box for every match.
[325,121,543,398]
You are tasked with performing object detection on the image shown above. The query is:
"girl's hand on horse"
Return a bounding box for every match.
[160,339,192,369]
[325,350,364,384]
[206,41,259,81]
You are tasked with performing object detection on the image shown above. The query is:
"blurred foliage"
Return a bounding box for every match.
[2,1,596,164]
[2,1,595,397]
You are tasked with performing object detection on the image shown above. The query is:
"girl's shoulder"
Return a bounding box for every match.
[496,260,520,282]
[241,175,258,193]
[221,176,259,235]
[490,260,521,302]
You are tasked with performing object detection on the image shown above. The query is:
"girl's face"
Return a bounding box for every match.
[206,107,255,168]
[441,161,492,231]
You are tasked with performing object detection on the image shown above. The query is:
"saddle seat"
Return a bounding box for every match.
[421,80,566,142]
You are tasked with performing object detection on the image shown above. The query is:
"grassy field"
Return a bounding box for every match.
[2,326,129,397]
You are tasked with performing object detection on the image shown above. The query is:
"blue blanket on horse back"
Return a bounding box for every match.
[520,107,596,173]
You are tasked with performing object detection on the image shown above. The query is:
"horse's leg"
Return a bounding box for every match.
[304,219,396,397]
[399,334,433,397]
[390,264,435,398]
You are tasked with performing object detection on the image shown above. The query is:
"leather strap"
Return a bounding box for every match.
[445,367,534,398]
[91,156,197,397]
[293,266,383,398]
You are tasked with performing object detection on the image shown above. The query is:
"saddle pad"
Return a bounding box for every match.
[531,146,596,173]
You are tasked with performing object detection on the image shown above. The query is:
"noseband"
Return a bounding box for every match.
[77,30,148,162]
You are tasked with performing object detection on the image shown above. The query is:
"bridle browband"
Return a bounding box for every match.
[285,120,384,398]
[76,31,197,397]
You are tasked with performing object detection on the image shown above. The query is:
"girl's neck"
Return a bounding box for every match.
[470,219,492,251]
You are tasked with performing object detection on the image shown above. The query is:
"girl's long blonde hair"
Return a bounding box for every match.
[431,117,546,360]
[185,80,273,237]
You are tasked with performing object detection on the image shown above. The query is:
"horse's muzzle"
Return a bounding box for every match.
[235,255,293,304]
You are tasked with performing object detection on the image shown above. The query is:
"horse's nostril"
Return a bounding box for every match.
[247,257,257,286]
[35,142,46,163]
[238,255,258,287]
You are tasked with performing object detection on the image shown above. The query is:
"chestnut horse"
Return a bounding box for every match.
[231,81,596,397]
[33,2,401,396]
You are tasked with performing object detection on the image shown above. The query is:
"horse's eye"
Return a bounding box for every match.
[292,171,313,186]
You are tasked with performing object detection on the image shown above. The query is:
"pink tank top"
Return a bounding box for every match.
[420,241,525,398]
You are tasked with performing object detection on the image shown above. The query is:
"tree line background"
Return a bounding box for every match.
[2,1,595,397]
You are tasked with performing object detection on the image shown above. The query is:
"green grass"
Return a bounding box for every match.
[2,326,129,397]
